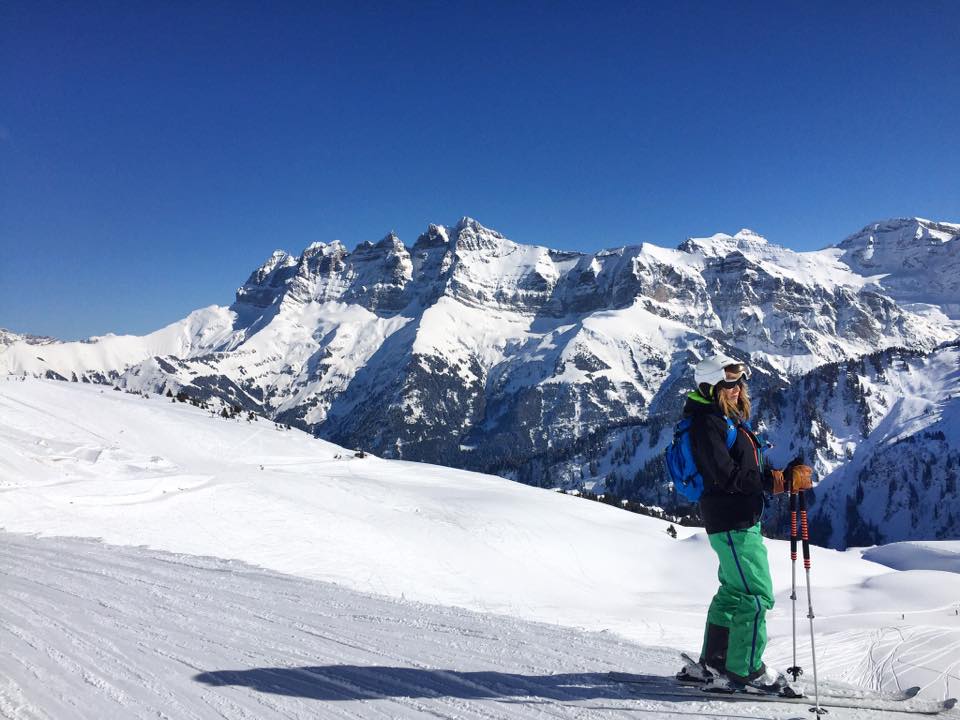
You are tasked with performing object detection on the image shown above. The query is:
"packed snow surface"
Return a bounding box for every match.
[1,378,959,718]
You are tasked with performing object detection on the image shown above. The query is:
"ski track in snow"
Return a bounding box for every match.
[8,532,949,720]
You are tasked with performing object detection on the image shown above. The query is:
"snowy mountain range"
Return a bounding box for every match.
[0,328,56,347]
[2,216,958,549]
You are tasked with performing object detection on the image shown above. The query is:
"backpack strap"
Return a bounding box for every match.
[735,420,766,473]
[724,417,737,449]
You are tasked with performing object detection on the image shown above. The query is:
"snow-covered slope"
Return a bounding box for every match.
[4,533,959,720]
[0,307,238,381]
[0,532,694,720]
[1,378,959,717]
[0,377,750,639]
[863,541,960,573]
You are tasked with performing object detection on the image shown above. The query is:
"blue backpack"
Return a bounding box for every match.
[665,415,737,502]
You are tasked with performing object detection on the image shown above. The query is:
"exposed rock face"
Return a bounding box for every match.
[235,250,299,309]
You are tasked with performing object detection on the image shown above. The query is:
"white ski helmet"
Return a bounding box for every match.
[694,353,751,394]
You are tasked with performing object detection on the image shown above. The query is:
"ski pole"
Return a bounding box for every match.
[787,487,802,681]
[799,491,825,717]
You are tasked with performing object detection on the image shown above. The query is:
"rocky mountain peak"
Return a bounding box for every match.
[376,231,403,249]
[351,233,407,260]
[677,228,770,259]
[234,250,299,308]
[733,228,767,244]
[250,250,295,282]
[836,218,960,318]
[413,224,451,250]
[839,217,959,253]
[455,216,501,235]
[296,243,349,301]
[300,240,347,261]
[452,217,510,253]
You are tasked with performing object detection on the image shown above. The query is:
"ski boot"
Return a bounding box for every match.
[676,653,716,683]
[706,664,798,697]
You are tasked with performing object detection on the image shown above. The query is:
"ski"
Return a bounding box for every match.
[608,672,958,715]
[672,653,923,703]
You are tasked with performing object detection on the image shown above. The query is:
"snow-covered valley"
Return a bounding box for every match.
[1,378,959,718]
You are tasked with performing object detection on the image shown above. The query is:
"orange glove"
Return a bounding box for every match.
[786,463,813,491]
[770,469,785,494]
[770,464,814,494]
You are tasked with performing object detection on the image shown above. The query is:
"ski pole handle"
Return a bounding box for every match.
[789,489,798,561]
[799,490,811,569]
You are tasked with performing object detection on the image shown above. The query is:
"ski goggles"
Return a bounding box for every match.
[717,363,751,389]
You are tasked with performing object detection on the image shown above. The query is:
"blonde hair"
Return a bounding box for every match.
[717,382,751,421]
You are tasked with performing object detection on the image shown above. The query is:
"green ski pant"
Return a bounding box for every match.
[701,523,775,677]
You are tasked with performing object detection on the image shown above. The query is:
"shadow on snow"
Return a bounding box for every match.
[195,665,656,702]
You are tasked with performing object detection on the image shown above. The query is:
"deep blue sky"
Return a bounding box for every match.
[2,1,959,340]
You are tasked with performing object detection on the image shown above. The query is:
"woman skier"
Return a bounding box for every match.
[677,354,813,692]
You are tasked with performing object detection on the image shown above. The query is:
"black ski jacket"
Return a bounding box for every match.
[683,392,773,534]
